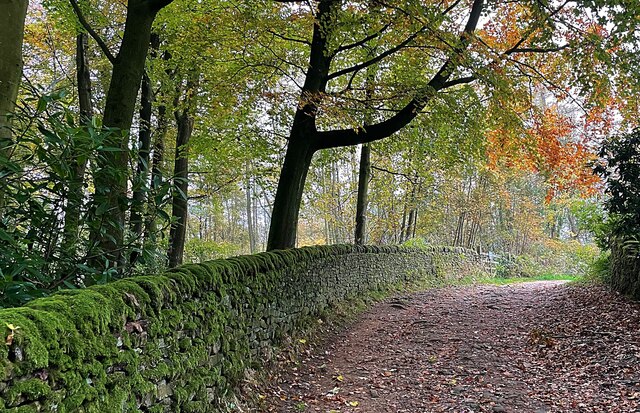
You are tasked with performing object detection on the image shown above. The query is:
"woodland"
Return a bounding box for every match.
[1,0,639,307]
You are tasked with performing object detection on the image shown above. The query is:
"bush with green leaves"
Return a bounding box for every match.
[593,128,640,297]
[594,129,640,236]
[0,91,174,307]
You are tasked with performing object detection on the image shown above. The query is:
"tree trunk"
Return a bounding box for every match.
[0,0,28,218]
[411,205,418,239]
[0,0,27,139]
[459,212,467,246]
[266,0,335,251]
[129,33,161,266]
[252,186,259,248]
[400,183,417,243]
[62,32,94,256]
[167,110,193,267]
[400,201,408,243]
[355,144,371,245]
[167,97,194,268]
[331,158,340,242]
[91,0,169,269]
[354,56,376,245]
[405,208,416,242]
[128,71,153,265]
[245,160,257,253]
[142,103,167,243]
[267,138,316,250]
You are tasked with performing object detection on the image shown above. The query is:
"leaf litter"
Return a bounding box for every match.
[246,281,640,412]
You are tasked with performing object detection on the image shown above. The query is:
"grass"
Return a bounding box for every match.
[462,273,583,286]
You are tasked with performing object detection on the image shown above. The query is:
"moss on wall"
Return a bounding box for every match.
[610,240,640,300]
[0,245,487,412]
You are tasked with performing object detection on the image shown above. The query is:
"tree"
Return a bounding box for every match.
[354,143,371,244]
[167,76,197,267]
[595,129,640,234]
[70,0,175,268]
[264,0,603,250]
[0,0,29,216]
[355,61,376,245]
[61,31,94,256]
[267,0,485,250]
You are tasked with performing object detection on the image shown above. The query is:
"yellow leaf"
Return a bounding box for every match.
[5,323,19,346]
[348,400,359,407]
[6,324,19,331]
[298,338,307,344]
[335,374,344,382]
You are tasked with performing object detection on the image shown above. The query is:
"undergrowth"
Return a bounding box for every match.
[467,273,583,286]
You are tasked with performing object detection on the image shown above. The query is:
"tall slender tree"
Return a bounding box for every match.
[61,32,94,256]
[355,60,376,245]
[0,0,29,218]
[168,75,197,268]
[70,0,175,268]
[129,33,161,265]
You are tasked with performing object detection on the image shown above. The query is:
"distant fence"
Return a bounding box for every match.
[478,251,519,276]
[0,245,490,412]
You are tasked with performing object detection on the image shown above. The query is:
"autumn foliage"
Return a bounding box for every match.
[487,106,600,202]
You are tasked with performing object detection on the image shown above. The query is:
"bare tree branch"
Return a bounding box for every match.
[327,28,423,81]
[335,22,392,54]
[315,0,485,150]
[268,29,311,45]
[69,0,116,64]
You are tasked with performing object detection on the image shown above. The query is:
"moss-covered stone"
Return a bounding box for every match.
[0,244,488,412]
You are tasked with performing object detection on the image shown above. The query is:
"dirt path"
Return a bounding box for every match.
[256,282,640,412]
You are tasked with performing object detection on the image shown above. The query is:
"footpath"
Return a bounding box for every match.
[254,281,640,412]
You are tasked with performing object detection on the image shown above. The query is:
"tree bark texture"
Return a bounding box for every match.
[355,144,371,245]
[0,0,28,216]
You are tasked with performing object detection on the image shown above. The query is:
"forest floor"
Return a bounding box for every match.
[248,281,640,412]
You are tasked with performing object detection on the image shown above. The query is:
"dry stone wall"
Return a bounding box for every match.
[0,245,487,412]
